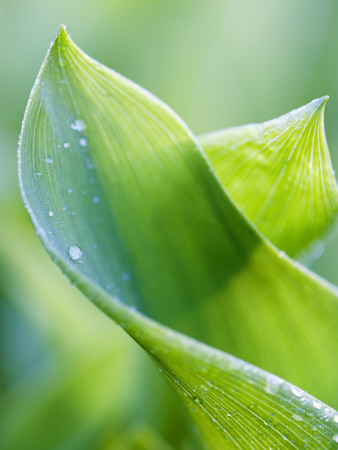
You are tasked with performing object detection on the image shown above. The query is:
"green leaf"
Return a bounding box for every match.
[19,26,338,447]
[122,304,338,449]
[199,99,338,257]
[52,277,338,449]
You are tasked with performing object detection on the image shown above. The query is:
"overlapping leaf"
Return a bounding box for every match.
[19,26,338,447]
[199,100,338,257]
[71,281,338,449]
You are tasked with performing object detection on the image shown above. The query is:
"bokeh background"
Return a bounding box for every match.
[1,0,338,448]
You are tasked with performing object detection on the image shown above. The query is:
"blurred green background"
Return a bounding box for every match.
[1,0,338,448]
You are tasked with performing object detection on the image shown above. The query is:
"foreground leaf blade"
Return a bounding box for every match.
[19,24,338,436]
[199,100,338,256]
[134,313,338,449]
[52,280,338,449]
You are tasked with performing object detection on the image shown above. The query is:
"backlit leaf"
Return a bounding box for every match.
[19,26,338,448]
[199,99,338,256]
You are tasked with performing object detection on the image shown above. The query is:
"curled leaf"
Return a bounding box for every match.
[200,99,338,256]
[19,26,338,448]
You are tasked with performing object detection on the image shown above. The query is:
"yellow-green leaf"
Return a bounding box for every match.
[18,26,338,448]
[199,99,338,256]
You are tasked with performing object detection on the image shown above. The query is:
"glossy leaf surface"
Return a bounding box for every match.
[200,99,338,256]
[19,27,338,448]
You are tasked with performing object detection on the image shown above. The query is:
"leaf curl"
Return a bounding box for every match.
[18,26,338,448]
[200,99,338,257]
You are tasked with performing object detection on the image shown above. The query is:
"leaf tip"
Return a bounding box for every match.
[310,95,329,113]
[56,24,70,45]
[288,96,329,125]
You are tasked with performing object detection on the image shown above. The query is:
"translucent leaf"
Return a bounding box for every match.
[199,100,338,256]
[125,306,338,449]
[19,26,338,447]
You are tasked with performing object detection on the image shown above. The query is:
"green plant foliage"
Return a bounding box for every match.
[199,99,338,257]
[19,26,338,448]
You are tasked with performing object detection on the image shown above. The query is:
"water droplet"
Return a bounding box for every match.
[68,189,73,194]
[333,435,338,443]
[93,196,100,203]
[48,210,54,217]
[79,137,87,147]
[63,142,70,148]
[334,414,338,423]
[46,156,53,163]
[313,400,321,409]
[35,172,42,176]
[71,119,86,132]
[291,386,303,397]
[68,245,82,260]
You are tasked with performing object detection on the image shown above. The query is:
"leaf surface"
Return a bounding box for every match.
[199,100,338,257]
[38,273,338,449]
[19,26,338,447]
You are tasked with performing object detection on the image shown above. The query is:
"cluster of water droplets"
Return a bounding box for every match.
[71,119,86,132]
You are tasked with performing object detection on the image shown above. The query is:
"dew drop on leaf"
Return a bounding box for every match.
[68,244,82,260]
[71,119,86,132]
[46,156,53,163]
[79,137,87,147]
[48,210,54,217]
[93,196,100,203]
[63,142,70,148]
[290,386,303,397]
